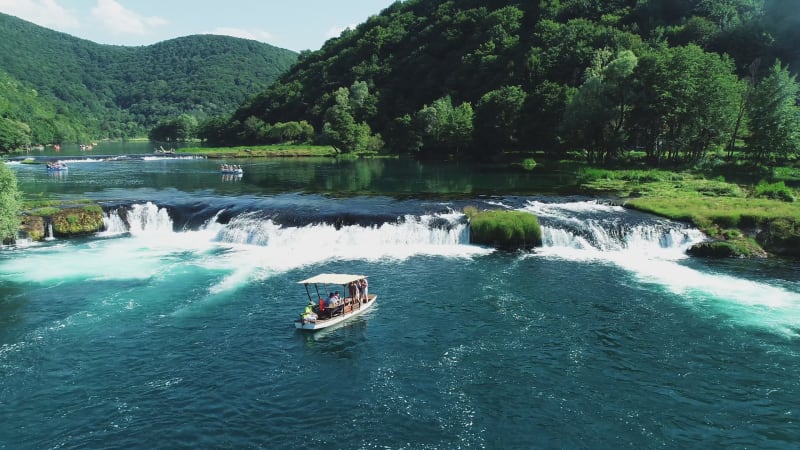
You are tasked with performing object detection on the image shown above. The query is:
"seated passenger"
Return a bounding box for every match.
[326,292,337,308]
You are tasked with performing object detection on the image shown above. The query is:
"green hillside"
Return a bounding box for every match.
[218,0,799,164]
[0,13,297,145]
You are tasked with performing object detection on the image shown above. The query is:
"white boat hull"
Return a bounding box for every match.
[295,294,377,330]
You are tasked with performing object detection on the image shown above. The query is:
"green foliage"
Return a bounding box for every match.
[754,180,796,202]
[626,196,800,233]
[218,0,794,165]
[51,207,104,236]
[5,1,799,168]
[411,96,474,159]
[0,14,297,142]
[744,60,800,165]
[628,44,742,165]
[149,114,198,143]
[0,162,22,242]
[469,210,542,249]
[322,86,376,153]
[473,86,527,159]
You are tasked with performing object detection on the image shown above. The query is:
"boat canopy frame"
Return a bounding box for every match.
[298,273,367,303]
[297,273,367,285]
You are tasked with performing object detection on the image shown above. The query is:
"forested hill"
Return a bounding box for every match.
[0,13,297,145]
[222,0,800,164]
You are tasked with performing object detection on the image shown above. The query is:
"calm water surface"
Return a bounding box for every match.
[1,148,799,449]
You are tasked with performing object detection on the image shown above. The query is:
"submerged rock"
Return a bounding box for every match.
[756,219,800,258]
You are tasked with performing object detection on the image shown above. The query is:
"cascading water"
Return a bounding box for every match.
[516,199,800,335]
[101,202,175,236]
[522,199,707,256]
[212,210,471,248]
[44,223,54,241]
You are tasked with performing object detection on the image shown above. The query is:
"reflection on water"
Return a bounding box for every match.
[9,154,582,199]
[222,173,243,182]
[46,170,68,180]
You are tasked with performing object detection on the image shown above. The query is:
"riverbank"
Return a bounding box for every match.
[577,168,800,258]
[177,144,339,158]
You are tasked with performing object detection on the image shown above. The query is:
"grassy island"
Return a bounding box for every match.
[465,206,542,251]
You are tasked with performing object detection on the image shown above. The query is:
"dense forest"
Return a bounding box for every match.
[0,13,297,148]
[204,0,800,167]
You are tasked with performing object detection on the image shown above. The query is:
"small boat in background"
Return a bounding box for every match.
[221,164,243,175]
[46,161,68,171]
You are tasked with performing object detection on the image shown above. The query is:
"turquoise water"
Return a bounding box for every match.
[1,155,799,448]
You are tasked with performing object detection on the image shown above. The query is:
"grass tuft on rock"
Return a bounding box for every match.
[466,208,542,250]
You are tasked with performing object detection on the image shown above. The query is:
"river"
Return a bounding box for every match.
[1,146,799,449]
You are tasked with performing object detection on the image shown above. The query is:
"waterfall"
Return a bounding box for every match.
[44,223,54,241]
[522,199,707,256]
[212,211,470,247]
[101,202,175,236]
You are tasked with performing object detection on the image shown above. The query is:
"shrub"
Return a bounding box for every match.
[754,181,796,202]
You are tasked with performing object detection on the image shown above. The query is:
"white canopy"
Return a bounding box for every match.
[297,273,367,285]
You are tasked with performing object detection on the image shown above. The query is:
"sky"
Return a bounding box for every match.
[0,0,397,52]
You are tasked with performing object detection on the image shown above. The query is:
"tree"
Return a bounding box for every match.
[629,44,741,165]
[412,96,474,159]
[322,87,375,153]
[562,49,638,163]
[473,85,527,160]
[745,60,800,164]
[0,162,22,243]
[0,118,30,152]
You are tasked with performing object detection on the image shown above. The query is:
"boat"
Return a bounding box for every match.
[46,161,68,171]
[295,273,376,330]
[220,164,243,175]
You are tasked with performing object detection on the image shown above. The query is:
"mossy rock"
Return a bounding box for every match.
[51,207,104,237]
[687,239,767,258]
[18,214,45,241]
[467,209,542,251]
[756,218,800,257]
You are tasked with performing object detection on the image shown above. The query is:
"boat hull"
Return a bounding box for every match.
[295,295,377,330]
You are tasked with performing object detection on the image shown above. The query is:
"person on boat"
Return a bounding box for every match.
[301,303,317,323]
[348,281,359,302]
[359,278,369,302]
[326,292,338,308]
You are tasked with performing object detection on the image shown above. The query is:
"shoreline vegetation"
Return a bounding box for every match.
[176,145,340,158]
[576,167,800,258]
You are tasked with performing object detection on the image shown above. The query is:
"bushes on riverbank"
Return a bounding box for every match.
[465,206,541,250]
